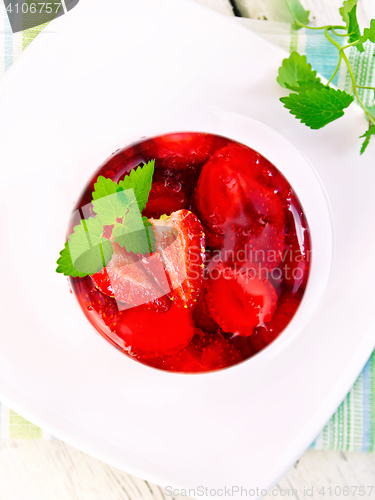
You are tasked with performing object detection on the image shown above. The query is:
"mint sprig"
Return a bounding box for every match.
[278,0,375,154]
[118,159,155,212]
[92,176,130,225]
[56,160,156,277]
[56,242,87,277]
[113,216,156,255]
[56,218,113,276]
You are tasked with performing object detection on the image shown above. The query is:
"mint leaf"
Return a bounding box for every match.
[339,0,357,24]
[92,176,130,225]
[280,87,354,129]
[113,211,154,255]
[68,217,113,274]
[118,159,155,212]
[277,52,324,92]
[285,0,310,29]
[347,5,363,50]
[92,176,120,200]
[56,242,87,277]
[74,239,113,275]
[339,1,363,50]
[360,125,375,154]
[360,19,375,43]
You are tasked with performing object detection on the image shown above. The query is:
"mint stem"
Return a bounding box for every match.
[329,27,350,37]
[293,19,346,31]
[322,27,375,127]
[326,53,342,85]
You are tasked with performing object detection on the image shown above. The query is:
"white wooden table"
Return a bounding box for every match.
[1,0,375,498]
[1,442,375,500]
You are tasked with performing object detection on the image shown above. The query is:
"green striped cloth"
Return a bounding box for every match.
[0,2,374,450]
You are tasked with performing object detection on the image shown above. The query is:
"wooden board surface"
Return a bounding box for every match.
[0,441,375,500]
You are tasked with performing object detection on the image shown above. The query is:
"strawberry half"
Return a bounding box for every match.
[91,241,171,313]
[151,209,206,308]
[195,143,285,231]
[206,262,278,337]
[194,143,285,270]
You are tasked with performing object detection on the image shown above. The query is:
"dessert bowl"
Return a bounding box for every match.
[63,129,319,373]
[0,0,374,497]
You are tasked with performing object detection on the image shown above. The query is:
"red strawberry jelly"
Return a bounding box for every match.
[69,132,311,373]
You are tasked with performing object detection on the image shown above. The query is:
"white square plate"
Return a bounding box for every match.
[0,0,374,497]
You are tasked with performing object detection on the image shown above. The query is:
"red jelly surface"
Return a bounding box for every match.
[69,132,311,373]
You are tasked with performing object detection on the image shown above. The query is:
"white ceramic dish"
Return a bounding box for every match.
[1,0,375,497]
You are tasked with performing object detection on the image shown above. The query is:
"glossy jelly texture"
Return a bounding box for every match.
[69,133,311,373]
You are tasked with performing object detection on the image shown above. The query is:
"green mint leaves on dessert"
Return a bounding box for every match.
[92,177,130,225]
[92,160,155,224]
[280,87,354,129]
[56,160,156,277]
[56,242,87,278]
[278,0,375,154]
[113,216,156,255]
[56,218,113,277]
[118,159,155,212]
[69,218,113,275]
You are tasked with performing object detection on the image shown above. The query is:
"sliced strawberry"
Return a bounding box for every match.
[151,209,205,308]
[140,252,171,295]
[194,152,243,228]
[194,143,286,270]
[195,143,285,232]
[91,242,171,313]
[111,304,195,357]
[143,180,188,219]
[206,263,278,337]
